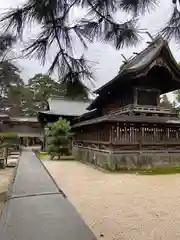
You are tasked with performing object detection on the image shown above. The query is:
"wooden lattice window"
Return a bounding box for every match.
[137,90,157,106]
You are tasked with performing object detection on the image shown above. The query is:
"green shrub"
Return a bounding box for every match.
[0,132,19,149]
[46,119,73,159]
[37,152,49,159]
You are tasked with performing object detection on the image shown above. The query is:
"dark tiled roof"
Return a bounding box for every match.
[95,37,166,94]
[87,37,180,111]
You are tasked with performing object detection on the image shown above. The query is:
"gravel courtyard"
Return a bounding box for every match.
[0,168,13,215]
[44,160,180,240]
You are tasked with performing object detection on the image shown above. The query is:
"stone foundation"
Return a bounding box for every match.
[72,147,180,171]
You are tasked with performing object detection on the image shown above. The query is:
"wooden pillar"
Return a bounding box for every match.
[142,126,145,142]
[176,128,178,140]
[119,127,122,141]
[143,127,146,141]
[109,125,112,143]
[97,127,100,141]
[117,123,119,141]
[124,124,127,141]
[130,126,132,143]
[168,127,171,140]
[127,125,130,142]
[131,125,134,143]
[134,88,138,105]
[157,94,160,106]
[112,125,115,142]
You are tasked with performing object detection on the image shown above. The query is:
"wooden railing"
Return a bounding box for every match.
[109,104,176,116]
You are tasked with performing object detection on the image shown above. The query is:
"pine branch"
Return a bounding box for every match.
[119,0,159,15]
[0,0,147,85]
[78,17,140,48]
[160,4,180,41]
[76,0,141,47]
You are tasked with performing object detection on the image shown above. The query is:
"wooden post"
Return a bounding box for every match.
[117,123,119,141]
[134,88,138,105]
[157,94,160,106]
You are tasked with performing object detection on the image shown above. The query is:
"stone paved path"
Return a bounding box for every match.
[44,160,180,240]
[0,151,96,240]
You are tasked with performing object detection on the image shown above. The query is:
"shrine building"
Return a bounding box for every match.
[72,37,180,170]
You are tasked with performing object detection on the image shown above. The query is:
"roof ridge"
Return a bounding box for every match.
[120,37,164,71]
[94,37,166,95]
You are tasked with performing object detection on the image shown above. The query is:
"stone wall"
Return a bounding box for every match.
[72,147,180,171]
[72,147,111,170]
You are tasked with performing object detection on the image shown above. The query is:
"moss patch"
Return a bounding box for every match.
[37,152,49,160]
[37,152,75,161]
[60,156,75,161]
[137,168,180,175]
[114,167,180,175]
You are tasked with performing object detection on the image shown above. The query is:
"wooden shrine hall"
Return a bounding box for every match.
[72,37,180,170]
[0,115,43,146]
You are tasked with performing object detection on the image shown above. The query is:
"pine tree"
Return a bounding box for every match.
[0,0,142,86]
[1,1,179,87]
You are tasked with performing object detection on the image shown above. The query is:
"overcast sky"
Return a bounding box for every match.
[0,0,180,100]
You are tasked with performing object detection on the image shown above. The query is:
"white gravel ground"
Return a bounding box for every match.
[0,168,13,215]
[44,160,180,240]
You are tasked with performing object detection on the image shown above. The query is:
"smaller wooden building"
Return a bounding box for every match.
[0,115,43,146]
[72,37,180,170]
[38,97,91,150]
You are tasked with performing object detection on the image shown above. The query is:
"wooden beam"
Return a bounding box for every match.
[145,32,154,41]
[121,54,128,62]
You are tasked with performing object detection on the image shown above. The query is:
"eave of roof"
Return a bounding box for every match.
[72,115,180,128]
[10,117,38,123]
[38,110,81,117]
[0,114,9,118]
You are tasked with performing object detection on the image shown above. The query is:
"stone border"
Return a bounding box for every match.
[73,147,180,171]
[37,154,66,198]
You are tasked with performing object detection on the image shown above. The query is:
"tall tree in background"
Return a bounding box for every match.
[0,61,24,114]
[28,74,65,111]
[27,74,90,112]
[64,80,89,100]
[28,74,90,108]
[174,90,180,104]
[0,61,24,95]
[0,34,16,61]
[172,90,180,115]
[160,94,174,109]
[0,32,22,114]
[0,70,90,117]
[0,33,18,111]
[6,86,34,116]
[160,93,180,115]
[59,78,90,100]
